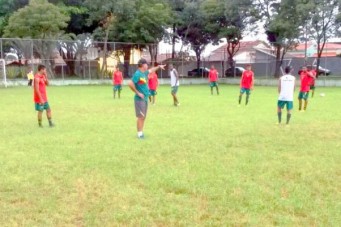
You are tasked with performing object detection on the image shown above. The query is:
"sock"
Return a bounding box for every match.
[211,88,213,95]
[137,131,143,137]
[238,96,242,104]
[216,87,219,95]
[286,113,292,124]
[304,101,308,110]
[38,119,42,127]
[48,118,53,126]
[278,112,282,124]
[246,95,250,105]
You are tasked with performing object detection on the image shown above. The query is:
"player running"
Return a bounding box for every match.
[148,70,159,105]
[128,59,165,139]
[298,66,316,111]
[208,65,219,95]
[277,66,295,125]
[169,64,180,106]
[112,66,123,99]
[238,64,254,106]
[33,65,54,128]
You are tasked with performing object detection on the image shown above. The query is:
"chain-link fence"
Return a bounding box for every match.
[1,38,340,82]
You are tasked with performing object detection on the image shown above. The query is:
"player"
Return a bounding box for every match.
[298,66,315,111]
[112,66,123,99]
[208,65,219,95]
[33,65,54,128]
[277,66,295,125]
[148,69,159,105]
[169,64,180,106]
[238,64,254,106]
[27,66,34,87]
[128,59,165,139]
[307,65,317,98]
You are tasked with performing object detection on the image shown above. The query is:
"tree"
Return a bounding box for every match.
[256,0,305,77]
[176,0,212,73]
[0,0,29,36]
[298,0,340,76]
[4,0,70,78]
[86,0,171,77]
[203,0,256,68]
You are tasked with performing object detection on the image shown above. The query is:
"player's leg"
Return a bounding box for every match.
[113,86,116,99]
[216,84,219,95]
[35,103,43,127]
[118,86,121,99]
[172,87,179,106]
[239,88,245,105]
[298,92,302,111]
[286,101,293,124]
[311,86,315,98]
[304,92,309,110]
[45,103,54,127]
[245,90,251,105]
[135,100,147,138]
[277,101,284,124]
[210,83,213,95]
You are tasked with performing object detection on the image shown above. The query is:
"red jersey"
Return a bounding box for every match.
[241,70,254,89]
[308,70,316,85]
[208,69,218,82]
[33,73,48,103]
[113,71,123,85]
[148,72,158,90]
[300,71,311,92]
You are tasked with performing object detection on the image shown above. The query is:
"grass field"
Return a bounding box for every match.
[0,85,340,226]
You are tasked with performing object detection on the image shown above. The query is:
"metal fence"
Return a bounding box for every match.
[1,38,340,81]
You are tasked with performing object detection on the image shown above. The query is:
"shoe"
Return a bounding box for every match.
[49,123,55,128]
[137,134,145,139]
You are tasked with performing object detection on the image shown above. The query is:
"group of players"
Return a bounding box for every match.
[31,59,317,138]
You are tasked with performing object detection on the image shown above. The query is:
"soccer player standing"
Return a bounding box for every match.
[298,66,316,111]
[238,64,254,106]
[112,66,123,99]
[128,59,165,139]
[33,65,54,128]
[169,64,180,106]
[208,65,219,95]
[277,66,295,125]
[148,70,159,105]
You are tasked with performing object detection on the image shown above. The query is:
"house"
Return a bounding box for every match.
[205,40,275,63]
[287,42,341,58]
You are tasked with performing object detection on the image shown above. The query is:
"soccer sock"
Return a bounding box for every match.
[286,113,292,124]
[304,101,308,110]
[48,118,53,126]
[216,87,219,95]
[246,95,250,105]
[211,87,213,95]
[137,131,143,137]
[38,119,42,127]
[298,100,302,110]
[278,112,282,123]
[238,95,242,104]
[118,91,121,99]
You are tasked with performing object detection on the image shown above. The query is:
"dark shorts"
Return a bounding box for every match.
[240,87,251,95]
[35,102,50,112]
[113,85,122,91]
[210,82,218,87]
[171,86,179,95]
[298,91,309,100]
[278,100,293,110]
[150,90,157,96]
[135,100,148,118]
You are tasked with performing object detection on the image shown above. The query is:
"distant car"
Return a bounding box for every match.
[225,67,245,77]
[187,67,210,77]
[298,65,331,76]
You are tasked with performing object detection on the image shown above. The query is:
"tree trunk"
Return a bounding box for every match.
[148,44,158,65]
[274,45,282,78]
[101,27,110,79]
[172,23,176,59]
[123,45,132,78]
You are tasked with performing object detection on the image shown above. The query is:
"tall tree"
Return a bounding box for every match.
[298,0,340,76]
[4,0,70,78]
[0,0,28,36]
[256,0,305,77]
[203,0,256,68]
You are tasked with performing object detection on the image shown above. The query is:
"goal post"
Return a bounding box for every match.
[0,59,7,88]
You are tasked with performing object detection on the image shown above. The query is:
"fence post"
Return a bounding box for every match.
[0,39,3,59]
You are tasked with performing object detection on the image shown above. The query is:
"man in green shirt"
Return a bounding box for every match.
[128,59,165,139]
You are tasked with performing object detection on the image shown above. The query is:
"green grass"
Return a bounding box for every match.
[0,85,340,226]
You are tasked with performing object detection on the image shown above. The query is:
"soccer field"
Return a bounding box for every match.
[0,85,340,226]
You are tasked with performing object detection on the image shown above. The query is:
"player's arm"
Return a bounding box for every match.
[34,78,44,104]
[148,65,166,74]
[43,74,49,86]
[251,74,255,89]
[308,71,316,79]
[128,80,144,99]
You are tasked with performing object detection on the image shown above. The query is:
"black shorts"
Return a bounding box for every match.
[135,100,148,118]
